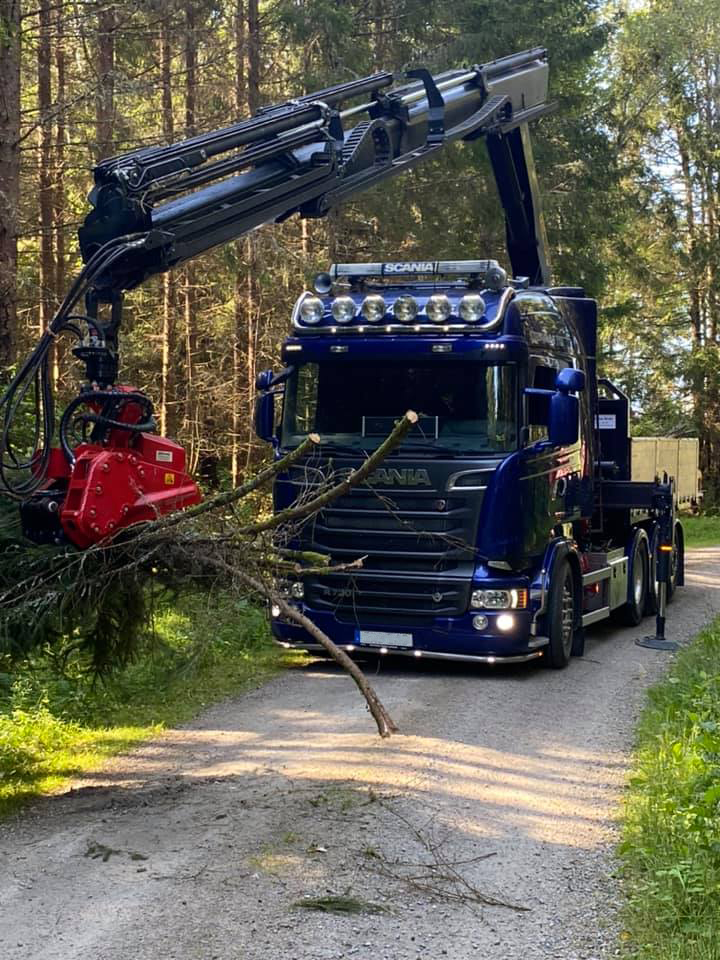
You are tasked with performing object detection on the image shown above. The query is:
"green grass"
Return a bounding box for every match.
[0,591,292,817]
[680,514,720,548]
[619,619,720,958]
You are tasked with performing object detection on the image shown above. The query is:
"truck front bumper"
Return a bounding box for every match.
[271,608,547,665]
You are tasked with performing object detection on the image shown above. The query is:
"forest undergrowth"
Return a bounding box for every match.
[0,590,292,817]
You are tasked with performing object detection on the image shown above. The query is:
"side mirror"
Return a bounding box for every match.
[556,367,585,393]
[254,368,277,443]
[549,367,584,446]
[254,392,275,442]
[253,366,294,443]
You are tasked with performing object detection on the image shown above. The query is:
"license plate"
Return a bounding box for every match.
[356,630,413,649]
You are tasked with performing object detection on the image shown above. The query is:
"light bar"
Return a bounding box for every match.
[328,260,505,280]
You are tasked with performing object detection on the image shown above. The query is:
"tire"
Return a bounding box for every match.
[544,559,577,670]
[666,523,683,603]
[616,535,649,626]
[646,522,681,612]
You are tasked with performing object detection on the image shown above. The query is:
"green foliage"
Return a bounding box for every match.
[620,620,720,958]
[0,503,149,672]
[680,515,720,549]
[0,590,284,815]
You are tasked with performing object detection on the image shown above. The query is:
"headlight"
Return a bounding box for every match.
[299,296,324,325]
[425,294,452,323]
[470,588,527,610]
[290,581,305,600]
[361,294,386,322]
[458,294,486,323]
[331,296,356,324]
[393,295,418,323]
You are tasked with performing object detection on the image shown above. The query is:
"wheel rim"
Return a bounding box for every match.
[633,551,645,606]
[561,576,574,656]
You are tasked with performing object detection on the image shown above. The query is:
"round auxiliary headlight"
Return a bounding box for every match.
[393,295,419,323]
[299,295,324,325]
[459,294,487,323]
[361,294,386,323]
[425,293,452,324]
[331,296,356,324]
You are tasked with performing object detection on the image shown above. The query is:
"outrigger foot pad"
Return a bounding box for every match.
[635,636,680,651]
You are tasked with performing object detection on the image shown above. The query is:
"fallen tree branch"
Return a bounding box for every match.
[221,563,398,738]
[236,411,419,536]
[133,432,320,542]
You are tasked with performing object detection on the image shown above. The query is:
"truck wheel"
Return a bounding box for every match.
[666,523,683,603]
[616,535,648,626]
[544,559,577,670]
[647,523,681,611]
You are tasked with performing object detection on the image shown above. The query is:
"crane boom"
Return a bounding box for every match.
[79,47,552,294]
[0,47,554,544]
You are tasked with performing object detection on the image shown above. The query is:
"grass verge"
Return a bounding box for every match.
[619,619,720,958]
[680,514,720,548]
[0,591,293,817]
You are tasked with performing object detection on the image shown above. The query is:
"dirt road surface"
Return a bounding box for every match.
[2,548,720,960]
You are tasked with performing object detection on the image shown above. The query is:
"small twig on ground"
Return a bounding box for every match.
[367,801,529,912]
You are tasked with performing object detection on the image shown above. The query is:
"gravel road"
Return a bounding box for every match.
[2,548,720,960]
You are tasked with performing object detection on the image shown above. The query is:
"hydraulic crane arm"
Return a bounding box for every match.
[78,47,553,296]
[0,47,553,533]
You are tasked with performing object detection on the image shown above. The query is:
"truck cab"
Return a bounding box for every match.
[258,260,685,667]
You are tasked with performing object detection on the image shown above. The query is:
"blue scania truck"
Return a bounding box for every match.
[254,51,685,668]
[0,48,683,668]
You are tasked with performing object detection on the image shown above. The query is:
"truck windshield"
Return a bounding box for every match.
[281,355,517,454]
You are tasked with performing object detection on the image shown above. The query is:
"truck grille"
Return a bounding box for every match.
[283,459,490,622]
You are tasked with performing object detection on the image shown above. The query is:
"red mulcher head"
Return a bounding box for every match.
[19,386,201,548]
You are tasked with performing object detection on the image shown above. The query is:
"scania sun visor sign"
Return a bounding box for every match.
[329,260,503,279]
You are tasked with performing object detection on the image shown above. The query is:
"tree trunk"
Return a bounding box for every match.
[159,13,175,437]
[38,0,54,336]
[244,0,260,470]
[183,5,198,469]
[95,1,115,161]
[53,4,66,389]
[0,0,21,367]
[231,0,246,485]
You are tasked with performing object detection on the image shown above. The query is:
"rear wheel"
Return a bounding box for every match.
[544,559,577,670]
[646,522,681,612]
[616,535,649,626]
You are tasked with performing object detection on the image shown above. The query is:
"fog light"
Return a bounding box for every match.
[271,604,281,618]
[331,296,356,324]
[380,646,388,654]
[496,613,515,632]
[472,614,489,631]
[414,650,422,658]
[393,295,419,323]
[426,294,452,323]
[290,581,305,599]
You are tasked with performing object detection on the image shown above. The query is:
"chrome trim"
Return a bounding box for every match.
[294,322,505,336]
[446,465,500,492]
[530,567,548,635]
[582,606,610,627]
[275,640,543,665]
[582,567,611,586]
[527,635,549,649]
[291,290,316,330]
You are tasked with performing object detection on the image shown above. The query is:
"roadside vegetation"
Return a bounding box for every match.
[0,592,287,817]
[680,514,720,549]
[620,619,720,959]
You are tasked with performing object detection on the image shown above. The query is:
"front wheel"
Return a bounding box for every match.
[544,559,577,670]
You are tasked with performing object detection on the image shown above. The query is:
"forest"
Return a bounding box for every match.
[0,0,718,497]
